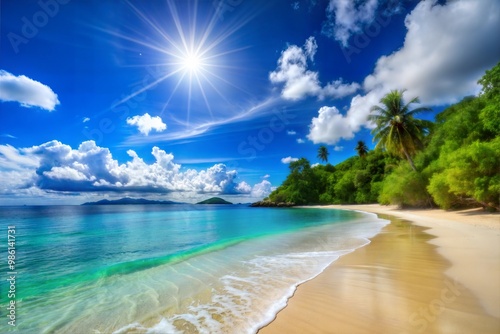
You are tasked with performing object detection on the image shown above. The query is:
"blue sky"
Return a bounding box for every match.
[1,0,499,205]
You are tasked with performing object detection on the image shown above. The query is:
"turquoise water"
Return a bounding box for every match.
[0,205,387,333]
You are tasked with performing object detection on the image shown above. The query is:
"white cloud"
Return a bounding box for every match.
[281,156,299,164]
[0,144,39,170]
[304,36,318,61]
[322,79,360,99]
[251,180,273,198]
[322,0,379,46]
[0,70,60,111]
[307,104,364,145]
[0,144,40,194]
[287,130,297,135]
[263,174,270,179]
[44,166,94,182]
[83,117,90,123]
[297,138,305,144]
[0,140,271,199]
[311,163,320,168]
[364,0,500,105]
[127,113,167,136]
[308,0,500,145]
[334,146,343,151]
[269,43,321,100]
[269,37,359,101]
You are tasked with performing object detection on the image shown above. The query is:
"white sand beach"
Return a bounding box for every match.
[259,205,500,333]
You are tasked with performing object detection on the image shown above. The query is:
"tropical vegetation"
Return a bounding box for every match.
[368,90,432,170]
[317,145,329,163]
[262,62,500,211]
[355,141,369,158]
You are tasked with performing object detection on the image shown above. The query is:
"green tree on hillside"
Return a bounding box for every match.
[478,61,500,134]
[268,158,320,205]
[355,141,369,158]
[368,90,432,171]
[317,145,329,163]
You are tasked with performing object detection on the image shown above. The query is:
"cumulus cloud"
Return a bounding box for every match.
[323,80,361,99]
[127,113,167,135]
[287,130,297,135]
[322,0,379,46]
[83,117,90,123]
[269,37,359,100]
[297,138,305,144]
[364,0,500,105]
[0,140,269,198]
[0,144,40,195]
[0,70,60,111]
[308,0,500,145]
[251,180,273,198]
[281,156,299,164]
[307,106,355,144]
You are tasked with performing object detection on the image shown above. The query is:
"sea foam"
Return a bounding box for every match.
[113,213,388,334]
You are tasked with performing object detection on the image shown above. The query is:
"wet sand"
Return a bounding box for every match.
[259,206,500,333]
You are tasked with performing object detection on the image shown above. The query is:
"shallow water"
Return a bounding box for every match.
[0,205,387,333]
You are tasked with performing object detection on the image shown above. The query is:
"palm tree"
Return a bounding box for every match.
[355,140,369,158]
[317,145,329,163]
[368,90,432,171]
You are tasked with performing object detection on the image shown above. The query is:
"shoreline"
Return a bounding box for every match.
[328,204,500,318]
[259,205,500,333]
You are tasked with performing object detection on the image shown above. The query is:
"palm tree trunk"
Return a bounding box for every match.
[402,145,435,207]
[402,148,417,171]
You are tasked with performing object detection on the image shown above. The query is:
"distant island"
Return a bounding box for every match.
[197,197,232,205]
[81,198,182,206]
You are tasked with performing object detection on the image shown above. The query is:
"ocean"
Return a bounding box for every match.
[0,205,387,333]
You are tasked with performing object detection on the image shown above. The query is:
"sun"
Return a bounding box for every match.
[182,53,203,73]
[108,0,255,128]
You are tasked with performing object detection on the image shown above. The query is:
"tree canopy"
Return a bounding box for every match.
[263,62,500,211]
[368,90,432,171]
[355,141,369,158]
[317,146,329,163]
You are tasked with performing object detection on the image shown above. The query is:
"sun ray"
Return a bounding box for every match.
[96,0,264,135]
[111,69,184,108]
[125,1,186,56]
[194,74,214,119]
[166,0,191,55]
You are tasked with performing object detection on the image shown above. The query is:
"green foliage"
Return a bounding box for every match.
[269,158,320,205]
[268,151,395,205]
[355,140,369,157]
[428,138,500,210]
[266,63,499,211]
[379,163,430,207]
[421,63,500,211]
[317,146,329,163]
[368,89,432,170]
[478,61,500,135]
